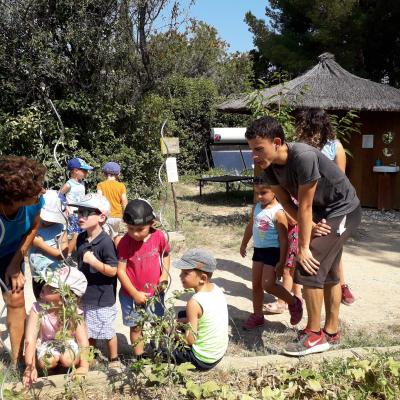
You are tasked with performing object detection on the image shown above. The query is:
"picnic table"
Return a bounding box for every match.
[196,175,254,196]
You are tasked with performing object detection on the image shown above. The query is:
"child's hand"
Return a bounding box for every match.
[275,262,284,279]
[157,280,168,293]
[23,366,38,388]
[83,251,98,266]
[240,244,247,257]
[134,291,149,305]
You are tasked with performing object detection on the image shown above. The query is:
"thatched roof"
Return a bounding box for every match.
[218,53,400,113]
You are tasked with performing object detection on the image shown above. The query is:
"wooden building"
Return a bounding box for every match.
[218,53,400,210]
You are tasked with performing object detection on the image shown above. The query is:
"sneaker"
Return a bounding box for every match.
[284,329,330,356]
[242,314,265,330]
[341,284,355,305]
[323,329,341,347]
[288,296,303,325]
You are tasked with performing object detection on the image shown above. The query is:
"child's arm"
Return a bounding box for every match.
[240,206,255,257]
[6,214,41,293]
[182,298,202,346]
[117,260,148,305]
[59,182,70,195]
[159,253,170,289]
[74,321,90,375]
[275,210,288,278]
[33,231,69,260]
[121,192,128,210]
[82,251,117,277]
[23,309,40,388]
[335,141,347,173]
[285,211,297,227]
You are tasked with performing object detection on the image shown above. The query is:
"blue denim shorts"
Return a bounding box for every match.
[119,291,165,327]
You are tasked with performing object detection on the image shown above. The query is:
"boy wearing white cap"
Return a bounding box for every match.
[23,266,90,388]
[172,248,229,370]
[68,193,119,366]
[29,190,69,299]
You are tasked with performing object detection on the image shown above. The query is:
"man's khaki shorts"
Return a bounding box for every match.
[294,206,361,288]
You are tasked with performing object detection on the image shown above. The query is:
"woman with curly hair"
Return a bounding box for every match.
[0,156,46,366]
[295,109,355,306]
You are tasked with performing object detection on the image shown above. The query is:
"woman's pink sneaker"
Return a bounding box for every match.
[242,314,265,330]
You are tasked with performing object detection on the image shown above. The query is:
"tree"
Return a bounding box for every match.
[246,0,400,87]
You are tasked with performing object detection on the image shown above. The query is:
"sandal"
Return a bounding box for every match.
[263,302,287,314]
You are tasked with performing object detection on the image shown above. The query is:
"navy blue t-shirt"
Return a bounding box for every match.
[77,230,118,307]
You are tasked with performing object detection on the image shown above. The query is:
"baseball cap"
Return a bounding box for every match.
[68,193,110,216]
[67,158,93,171]
[123,199,156,226]
[173,248,217,273]
[46,266,88,297]
[102,162,121,175]
[41,190,66,224]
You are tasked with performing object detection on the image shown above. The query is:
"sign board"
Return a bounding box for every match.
[161,137,180,155]
[166,157,179,182]
[362,135,374,149]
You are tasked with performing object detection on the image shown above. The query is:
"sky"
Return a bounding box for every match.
[180,1,268,53]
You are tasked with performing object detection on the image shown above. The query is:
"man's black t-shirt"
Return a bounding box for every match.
[263,142,360,221]
[77,230,118,307]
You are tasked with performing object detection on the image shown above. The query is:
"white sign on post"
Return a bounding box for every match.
[166,157,179,183]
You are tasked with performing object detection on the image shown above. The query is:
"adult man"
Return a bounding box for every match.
[245,116,361,356]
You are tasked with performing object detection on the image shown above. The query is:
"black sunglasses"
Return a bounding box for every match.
[74,208,101,218]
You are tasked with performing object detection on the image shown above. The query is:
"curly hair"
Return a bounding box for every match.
[295,108,336,149]
[0,156,46,205]
[245,116,285,143]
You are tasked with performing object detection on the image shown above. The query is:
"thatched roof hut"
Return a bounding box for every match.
[218,53,400,210]
[218,53,400,113]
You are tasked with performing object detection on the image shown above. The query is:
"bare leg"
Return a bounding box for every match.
[130,327,144,356]
[292,282,303,300]
[303,286,324,332]
[59,350,79,368]
[262,266,295,305]
[107,335,118,360]
[252,261,264,316]
[5,291,26,366]
[338,258,345,286]
[323,282,341,334]
[277,267,294,307]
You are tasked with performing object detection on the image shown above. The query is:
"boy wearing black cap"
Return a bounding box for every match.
[117,199,170,357]
[172,248,229,370]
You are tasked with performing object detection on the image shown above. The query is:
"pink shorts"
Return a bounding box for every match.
[285,224,298,268]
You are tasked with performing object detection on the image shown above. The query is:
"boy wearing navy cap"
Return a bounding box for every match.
[97,162,127,236]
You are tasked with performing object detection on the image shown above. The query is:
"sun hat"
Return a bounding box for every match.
[68,193,110,216]
[40,190,66,224]
[173,248,217,273]
[46,266,88,297]
[67,158,93,171]
[102,162,121,175]
[123,199,157,225]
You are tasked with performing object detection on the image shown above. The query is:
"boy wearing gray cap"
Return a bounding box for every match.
[172,248,228,370]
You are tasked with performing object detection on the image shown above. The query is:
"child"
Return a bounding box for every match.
[117,199,170,357]
[172,248,228,371]
[0,155,46,366]
[59,158,93,254]
[264,211,303,313]
[97,162,128,235]
[23,266,89,388]
[239,178,303,330]
[29,190,68,299]
[68,193,119,365]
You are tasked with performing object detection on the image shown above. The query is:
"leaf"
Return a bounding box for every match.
[307,379,323,392]
[200,380,221,397]
[348,368,365,381]
[186,379,202,400]
[176,362,196,375]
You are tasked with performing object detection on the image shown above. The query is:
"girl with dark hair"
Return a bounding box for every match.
[296,109,355,305]
[0,156,46,366]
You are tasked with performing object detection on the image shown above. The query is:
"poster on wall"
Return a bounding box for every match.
[362,135,374,149]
